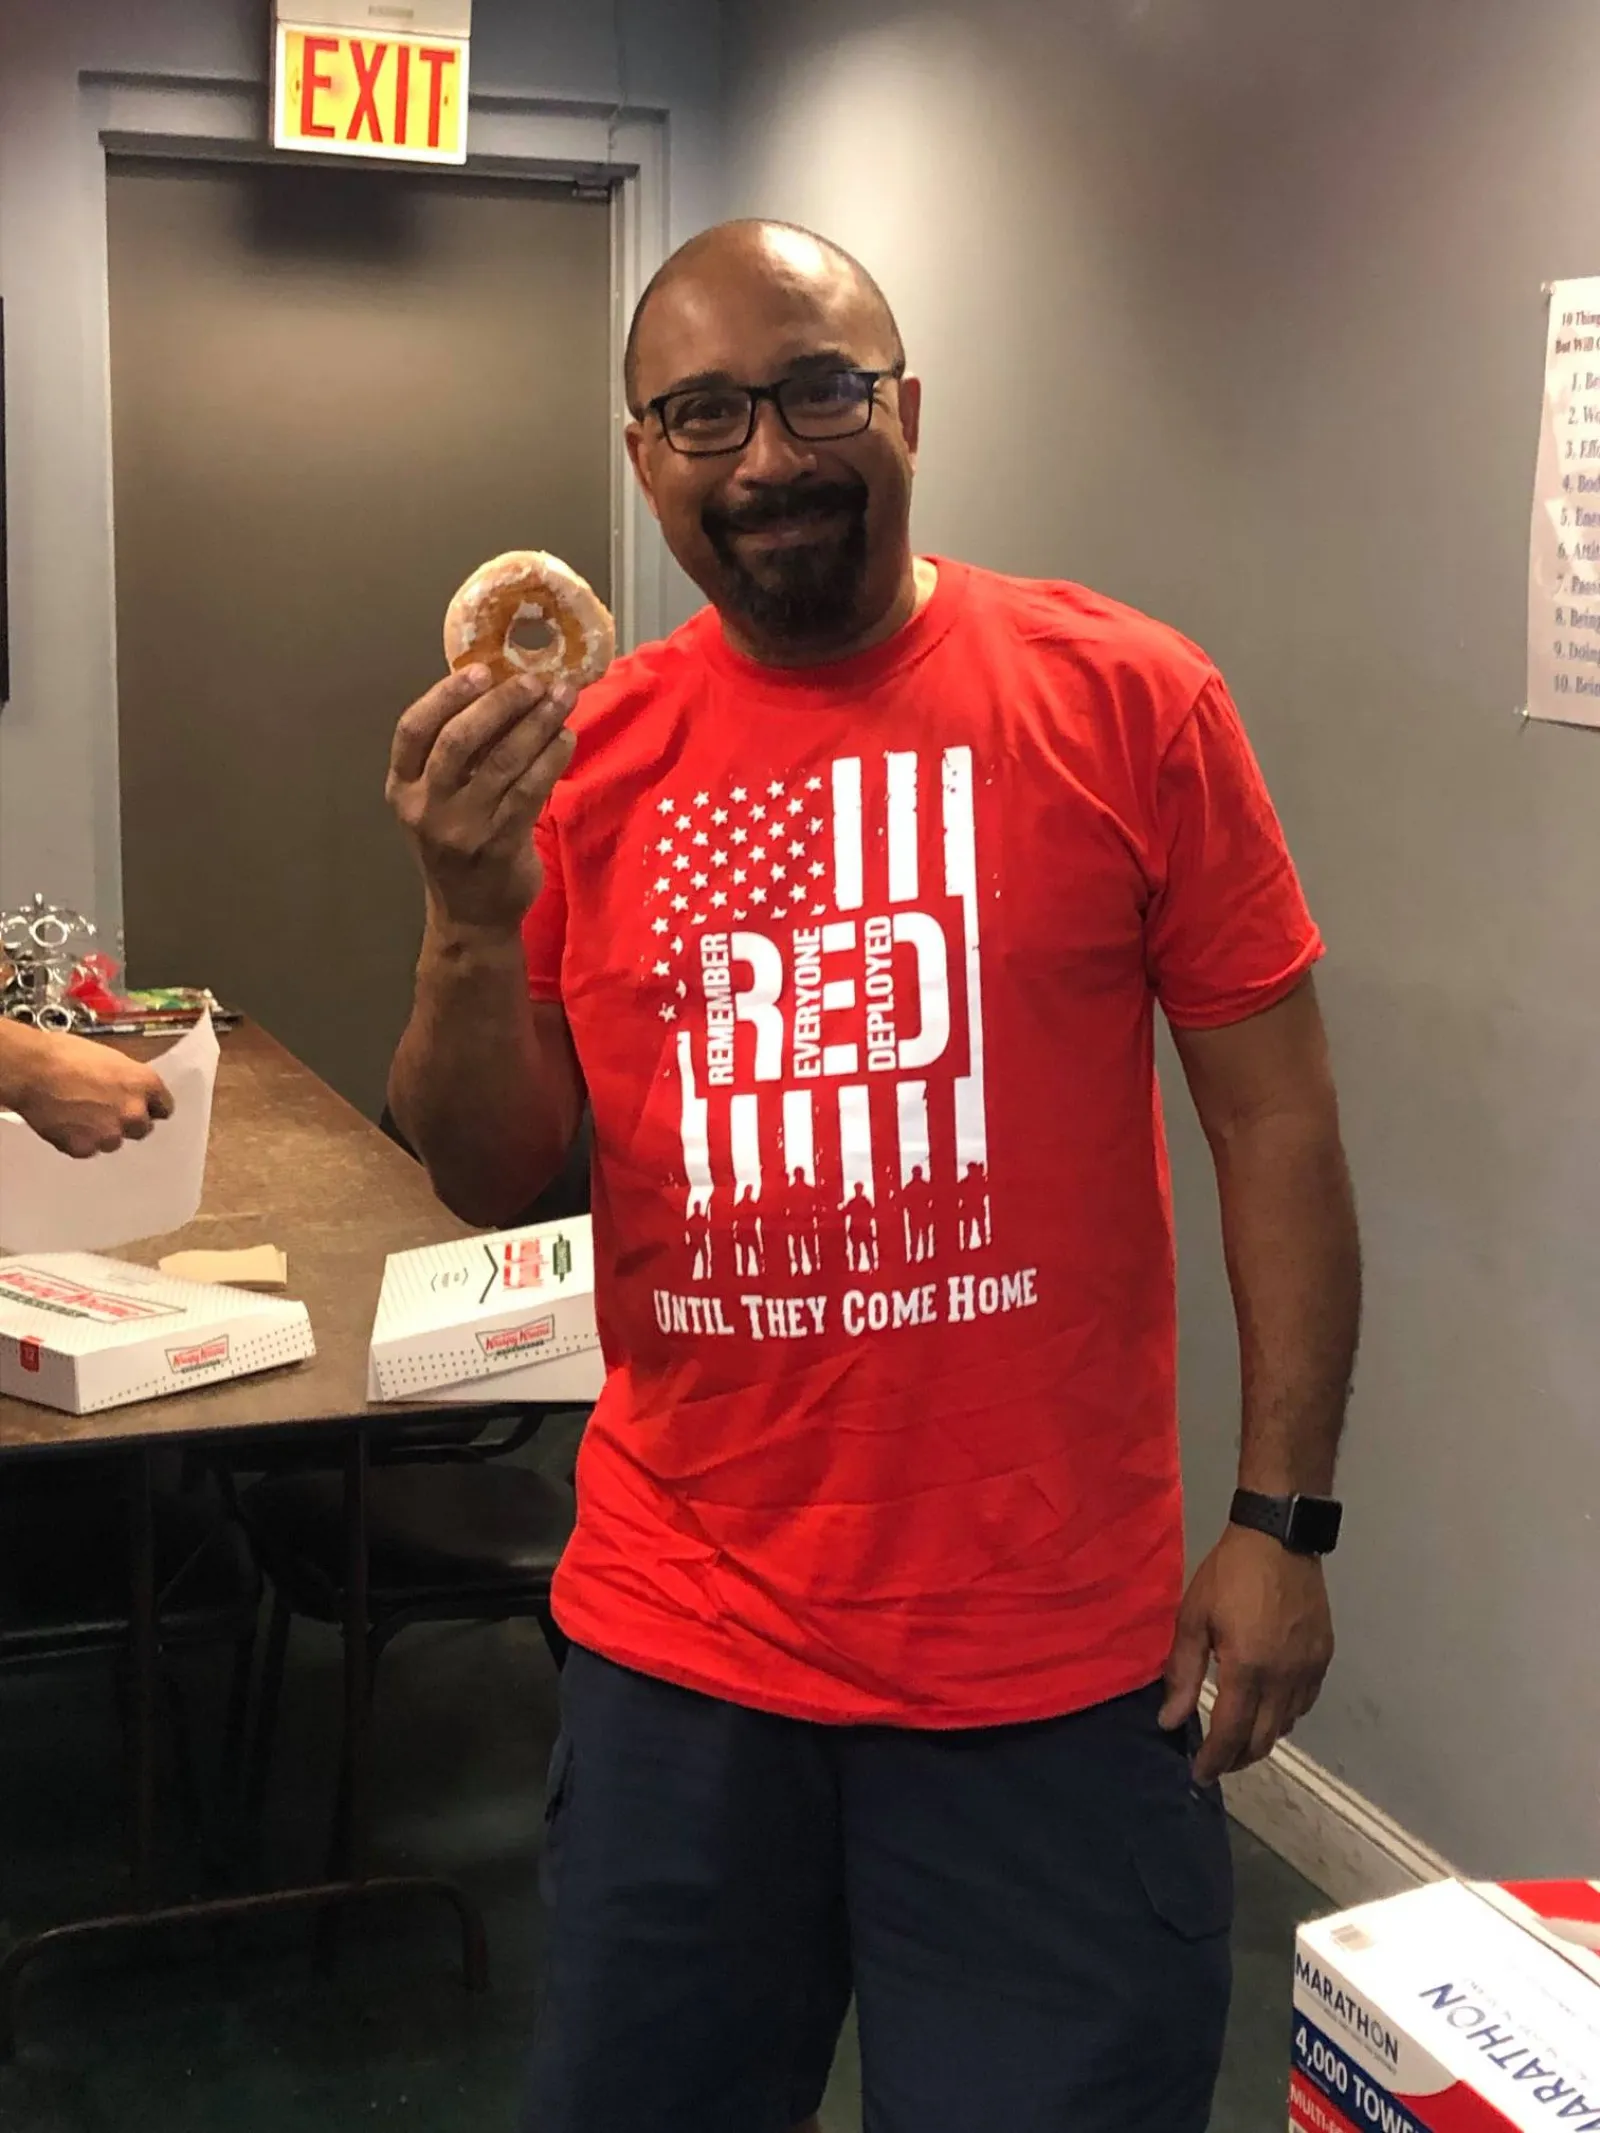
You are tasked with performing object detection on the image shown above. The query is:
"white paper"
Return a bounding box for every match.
[1528,276,1600,726]
[0,1014,221,1251]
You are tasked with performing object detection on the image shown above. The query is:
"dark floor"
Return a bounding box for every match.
[0,1583,1324,2133]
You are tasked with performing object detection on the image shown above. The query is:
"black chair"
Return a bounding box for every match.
[236,1109,594,1882]
[0,1458,262,1842]
[237,1441,574,1871]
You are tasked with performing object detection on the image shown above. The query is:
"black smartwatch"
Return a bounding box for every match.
[1229,1488,1343,1558]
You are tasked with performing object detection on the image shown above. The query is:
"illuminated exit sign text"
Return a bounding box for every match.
[273,25,470,163]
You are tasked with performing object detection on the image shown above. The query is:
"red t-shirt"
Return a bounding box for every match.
[522,558,1321,1726]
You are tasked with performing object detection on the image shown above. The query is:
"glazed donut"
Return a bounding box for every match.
[442,550,615,693]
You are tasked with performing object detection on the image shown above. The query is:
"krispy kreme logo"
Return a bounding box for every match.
[481,1234,576,1303]
[477,1315,555,1358]
[0,1266,180,1323]
[167,1336,230,1374]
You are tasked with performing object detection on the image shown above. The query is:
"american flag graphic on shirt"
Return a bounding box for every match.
[637,749,994,1288]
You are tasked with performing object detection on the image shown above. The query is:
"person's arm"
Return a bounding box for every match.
[385,663,584,1226]
[1159,977,1360,1780]
[0,1020,174,1157]
[388,938,583,1227]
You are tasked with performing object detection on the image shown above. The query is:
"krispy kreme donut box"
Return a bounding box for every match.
[0,1252,314,1414]
[366,1215,602,1404]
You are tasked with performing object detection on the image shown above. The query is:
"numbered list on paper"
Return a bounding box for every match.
[1529,276,1600,725]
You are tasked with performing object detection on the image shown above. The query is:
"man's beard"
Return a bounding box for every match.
[702,479,870,645]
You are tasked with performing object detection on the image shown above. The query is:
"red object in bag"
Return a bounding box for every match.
[67,952,133,1022]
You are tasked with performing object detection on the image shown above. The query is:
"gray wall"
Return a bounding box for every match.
[725,0,1600,1873]
[0,0,723,939]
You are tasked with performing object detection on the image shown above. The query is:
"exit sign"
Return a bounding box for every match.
[273,21,470,163]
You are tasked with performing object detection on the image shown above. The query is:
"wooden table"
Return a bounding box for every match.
[1,1020,476,1451]
[0,1023,498,2053]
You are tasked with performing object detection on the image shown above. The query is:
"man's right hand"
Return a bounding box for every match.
[385,665,578,935]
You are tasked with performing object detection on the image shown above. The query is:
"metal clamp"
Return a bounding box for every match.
[0,891,98,1031]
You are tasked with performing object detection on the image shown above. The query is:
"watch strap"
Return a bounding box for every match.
[1229,1488,1342,1557]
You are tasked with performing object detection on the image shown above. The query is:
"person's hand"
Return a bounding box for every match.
[385,665,578,935]
[1159,1524,1334,1785]
[7,1026,175,1158]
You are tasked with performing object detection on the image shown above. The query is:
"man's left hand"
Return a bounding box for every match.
[1158,1525,1334,1786]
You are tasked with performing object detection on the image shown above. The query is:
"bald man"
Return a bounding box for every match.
[385,220,1359,2133]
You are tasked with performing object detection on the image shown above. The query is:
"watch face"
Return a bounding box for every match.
[1287,1496,1343,1554]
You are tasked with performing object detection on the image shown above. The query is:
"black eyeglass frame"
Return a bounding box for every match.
[642,364,906,457]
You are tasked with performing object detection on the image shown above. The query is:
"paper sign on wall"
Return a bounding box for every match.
[1527,275,1600,726]
[272,2,471,165]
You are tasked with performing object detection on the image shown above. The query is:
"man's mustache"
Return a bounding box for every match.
[705,480,867,537]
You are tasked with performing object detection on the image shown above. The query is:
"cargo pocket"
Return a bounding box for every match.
[539,1731,575,1910]
[543,1731,574,1818]
[1126,1783,1234,1942]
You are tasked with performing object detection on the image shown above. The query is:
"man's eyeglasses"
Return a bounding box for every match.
[643,366,904,457]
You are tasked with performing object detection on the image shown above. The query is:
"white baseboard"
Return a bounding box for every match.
[1198,1683,1453,1911]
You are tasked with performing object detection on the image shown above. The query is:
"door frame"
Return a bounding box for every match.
[83,70,672,937]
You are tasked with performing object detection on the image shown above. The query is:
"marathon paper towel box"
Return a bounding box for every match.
[1291,1876,1600,2132]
